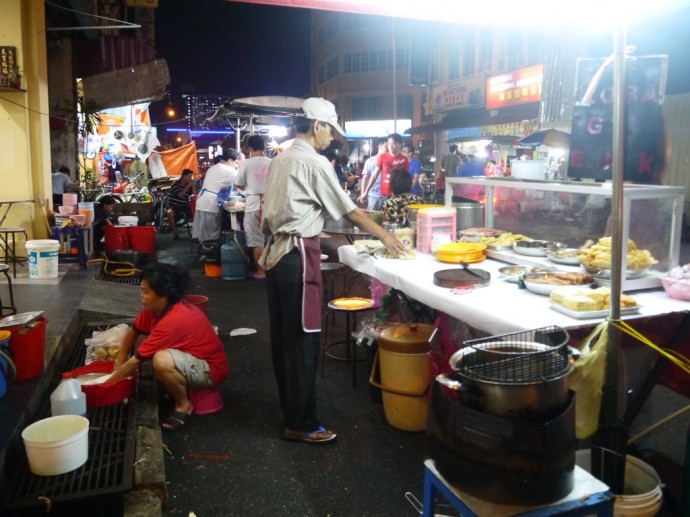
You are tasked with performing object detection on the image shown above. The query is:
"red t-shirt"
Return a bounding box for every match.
[133,300,229,385]
[377,152,409,196]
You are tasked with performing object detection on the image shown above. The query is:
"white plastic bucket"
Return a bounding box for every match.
[25,240,60,279]
[22,415,89,476]
[576,450,663,516]
[118,215,139,226]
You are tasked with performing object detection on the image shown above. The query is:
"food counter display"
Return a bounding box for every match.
[444,177,684,291]
[338,245,689,335]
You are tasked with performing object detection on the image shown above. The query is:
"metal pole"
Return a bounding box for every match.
[593,19,627,494]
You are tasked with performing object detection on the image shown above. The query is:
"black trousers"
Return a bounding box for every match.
[266,250,321,432]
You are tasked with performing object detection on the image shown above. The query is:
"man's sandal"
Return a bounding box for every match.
[161,410,192,432]
[283,426,337,444]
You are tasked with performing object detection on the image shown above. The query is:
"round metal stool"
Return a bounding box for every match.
[322,297,374,387]
[0,263,17,316]
[0,227,28,278]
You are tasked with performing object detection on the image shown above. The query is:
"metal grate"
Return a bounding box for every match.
[459,326,570,383]
[1,324,137,513]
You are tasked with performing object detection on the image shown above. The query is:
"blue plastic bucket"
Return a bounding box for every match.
[0,331,17,398]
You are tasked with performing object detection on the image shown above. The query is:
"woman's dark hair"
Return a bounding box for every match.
[390,168,412,195]
[98,195,116,206]
[140,262,188,316]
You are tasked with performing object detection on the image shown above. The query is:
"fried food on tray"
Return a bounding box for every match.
[550,286,638,311]
[578,237,657,270]
[479,232,532,247]
[527,272,593,286]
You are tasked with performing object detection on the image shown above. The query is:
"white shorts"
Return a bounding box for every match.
[244,210,265,248]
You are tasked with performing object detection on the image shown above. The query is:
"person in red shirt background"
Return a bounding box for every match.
[358,133,409,205]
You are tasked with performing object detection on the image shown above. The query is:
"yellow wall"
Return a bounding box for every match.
[0,0,52,237]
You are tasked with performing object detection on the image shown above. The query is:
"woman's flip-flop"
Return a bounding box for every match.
[283,426,337,444]
[161,410,193,432]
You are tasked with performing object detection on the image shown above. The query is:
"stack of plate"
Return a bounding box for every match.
[436,242,487,264]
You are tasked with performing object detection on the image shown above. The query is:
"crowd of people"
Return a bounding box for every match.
[68,98,442,441]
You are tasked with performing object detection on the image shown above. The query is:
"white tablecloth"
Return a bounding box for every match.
[338,245,689,335]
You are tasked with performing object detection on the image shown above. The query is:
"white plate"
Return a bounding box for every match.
[524,280,593,296]
[550,303,640,319]
[546,248,581,265]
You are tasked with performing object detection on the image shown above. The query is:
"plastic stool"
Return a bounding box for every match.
[322,297,374,388]
[189,386,223,415]
[51,226,88,269]
[0,227,28,278]
[0,264,16,316]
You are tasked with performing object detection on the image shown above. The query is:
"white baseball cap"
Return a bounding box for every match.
[300,97,345,136]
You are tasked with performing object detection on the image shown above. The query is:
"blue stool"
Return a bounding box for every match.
[51,226,88,269]
[422,459,614,517]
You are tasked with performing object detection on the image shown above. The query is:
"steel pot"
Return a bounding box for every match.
[436,341,574,419]
[108,249,143,267]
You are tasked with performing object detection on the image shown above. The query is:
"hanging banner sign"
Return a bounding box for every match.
[568,55,668,183]
[431,75,485,112]
[486,64,544,110]
[480,119,539,137]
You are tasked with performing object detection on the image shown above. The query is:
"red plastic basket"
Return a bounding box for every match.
[67,360,137,408]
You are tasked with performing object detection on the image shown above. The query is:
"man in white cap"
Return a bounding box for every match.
[259,97,406,445]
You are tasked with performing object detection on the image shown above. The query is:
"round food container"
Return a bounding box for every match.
[435,242,487,264]
[394,228,415,250]
[22,415,89,476]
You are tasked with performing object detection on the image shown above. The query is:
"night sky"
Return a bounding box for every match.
[155,0,312,101]
[152,1,690,121]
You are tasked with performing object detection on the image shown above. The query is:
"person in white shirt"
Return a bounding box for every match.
[259,98,406,445]
[193,148,240,243]
[236,135,271,279]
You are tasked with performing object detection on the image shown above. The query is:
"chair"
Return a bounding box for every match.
[321,296,374,387]
[51,226,88,269]
[0,227,28,278]
[189,386,223,415]
[0,264,17,316]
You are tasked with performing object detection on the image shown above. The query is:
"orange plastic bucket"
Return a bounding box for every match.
[128,226,156,254]
[204,263,222,278]
[103,226,129,253]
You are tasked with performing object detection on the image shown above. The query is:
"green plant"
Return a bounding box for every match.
[80,167,103,202]
[77,95,103,137]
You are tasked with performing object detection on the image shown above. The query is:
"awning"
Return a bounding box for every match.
[447,134,518,145]
[515,129,570,148]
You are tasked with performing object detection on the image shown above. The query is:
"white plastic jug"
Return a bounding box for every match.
[50,374,87,417]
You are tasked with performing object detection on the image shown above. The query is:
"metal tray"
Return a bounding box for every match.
[0,311,44,328]
[549,303,640,319]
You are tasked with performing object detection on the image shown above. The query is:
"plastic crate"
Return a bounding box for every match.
[417,208,457,254]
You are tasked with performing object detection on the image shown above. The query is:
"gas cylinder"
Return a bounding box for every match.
[221,238,247,281]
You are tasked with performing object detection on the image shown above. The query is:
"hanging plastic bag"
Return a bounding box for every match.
[569,322,608,439]
[84,323,129,364]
